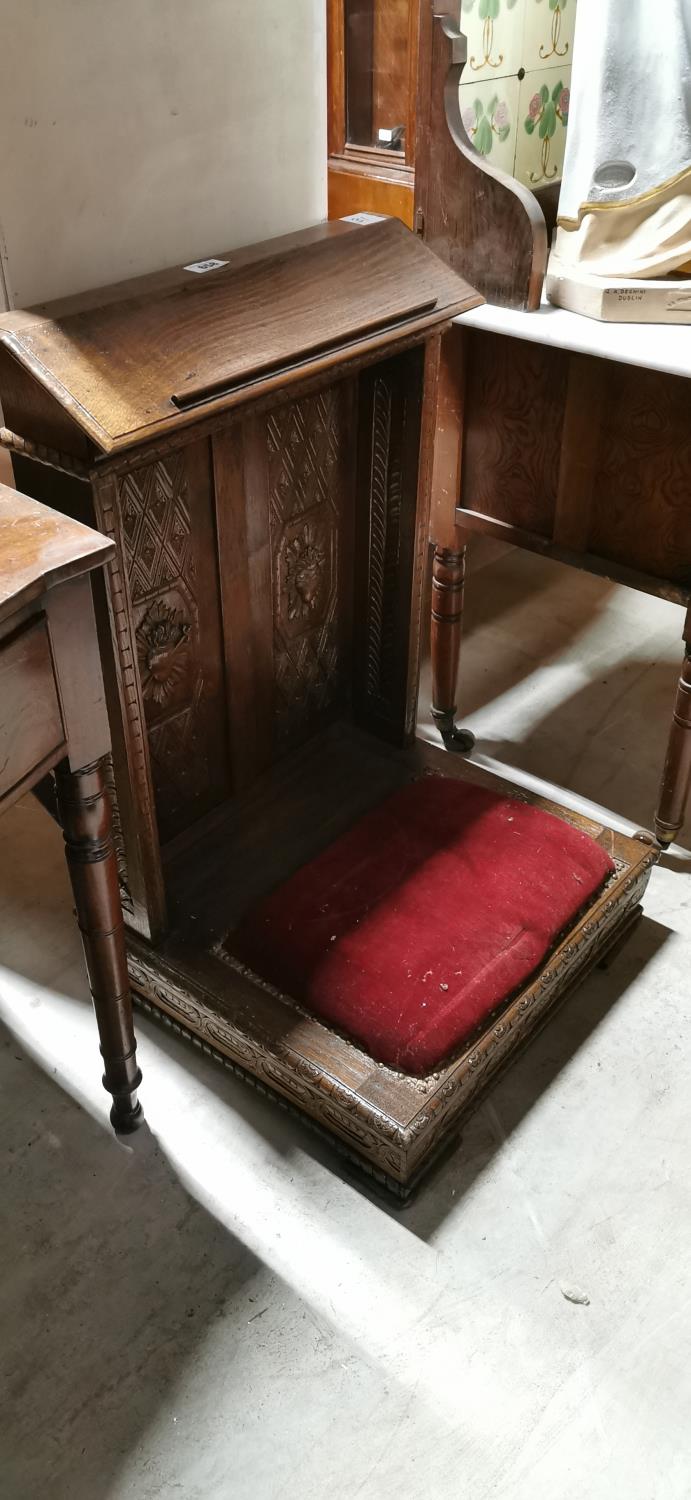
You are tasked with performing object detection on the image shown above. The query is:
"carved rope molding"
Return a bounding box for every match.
[366,374,406,710]
[0,425,90,479]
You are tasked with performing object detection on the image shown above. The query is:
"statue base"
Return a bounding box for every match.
[546,254,691,324]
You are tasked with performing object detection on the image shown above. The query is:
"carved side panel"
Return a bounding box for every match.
[460,330,567,537]
[266,385,353,746]
[354,348,425,740]
[117,444,229,843]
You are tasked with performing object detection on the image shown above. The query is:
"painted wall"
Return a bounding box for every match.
[0,0,326,309]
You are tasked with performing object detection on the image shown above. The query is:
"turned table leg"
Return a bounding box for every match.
[427,330,474,754]
[655,626,691,847]
[430,542,475,752]
[55,758,142,1131]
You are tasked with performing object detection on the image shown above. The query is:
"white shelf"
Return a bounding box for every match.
[455,298,691,380]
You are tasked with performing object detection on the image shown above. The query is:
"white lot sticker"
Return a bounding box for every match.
[340,213,388,224]
[183,258,229,274]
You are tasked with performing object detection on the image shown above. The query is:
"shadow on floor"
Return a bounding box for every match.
[420,539,619,720]
[0,1025,262,1500]
[466,659,691,852]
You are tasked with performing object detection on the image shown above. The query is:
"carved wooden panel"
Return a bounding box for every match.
[117,443,229,843]
[266,385,353,746]
[460,330,566,536]
[588,363,691,586]
[354,347,424,739]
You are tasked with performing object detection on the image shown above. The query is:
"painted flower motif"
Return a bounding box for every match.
[523,78,570,184]
[464,0,518,70]
[494,100,510,130]
[536,0,570,59]
[463,94,511,156]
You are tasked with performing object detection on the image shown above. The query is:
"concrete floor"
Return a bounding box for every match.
[1,546,690,1500]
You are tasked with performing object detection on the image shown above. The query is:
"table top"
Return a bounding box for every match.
[455,298,691,381]
[0,485,113,624]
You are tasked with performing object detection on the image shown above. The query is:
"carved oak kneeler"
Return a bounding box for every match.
[0,219,654,1192]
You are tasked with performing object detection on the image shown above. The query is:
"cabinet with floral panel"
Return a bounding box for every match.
[459,0,575,190]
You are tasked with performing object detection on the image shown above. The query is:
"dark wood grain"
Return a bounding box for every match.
[327,164,415,226]
[0,219,479,453]
[344,0,374,143]
[553,355,605,552]
[0,619,65,799]
[327,0,419,221]
[588,363,691,587]
[327,0,348,156]
[415,1,548,310]
[372,0,415,145]
[460,329,566,537]
[213,422,274,793]
[0,347,95,462]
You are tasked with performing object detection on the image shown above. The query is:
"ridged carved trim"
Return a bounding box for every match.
[92,474,165,937]
[365,375,406,711]
[126,945,411,1179]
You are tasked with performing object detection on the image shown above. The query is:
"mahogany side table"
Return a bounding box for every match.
[0,484,142,1129]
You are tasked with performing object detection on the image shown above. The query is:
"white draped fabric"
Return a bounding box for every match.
[553,0,691,278]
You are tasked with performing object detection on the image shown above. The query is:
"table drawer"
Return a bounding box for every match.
[0,616,66,799]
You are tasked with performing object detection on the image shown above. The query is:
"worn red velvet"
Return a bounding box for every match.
[231,777,615,1075]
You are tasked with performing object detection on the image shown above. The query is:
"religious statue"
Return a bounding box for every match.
[547,0,691,320]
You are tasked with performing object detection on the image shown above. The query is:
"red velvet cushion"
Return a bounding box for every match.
[230,777,615,1075]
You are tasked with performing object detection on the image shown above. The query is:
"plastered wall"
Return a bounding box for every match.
[0,0,326,309]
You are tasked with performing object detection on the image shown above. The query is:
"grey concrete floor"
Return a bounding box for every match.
[1,546,690,1500]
